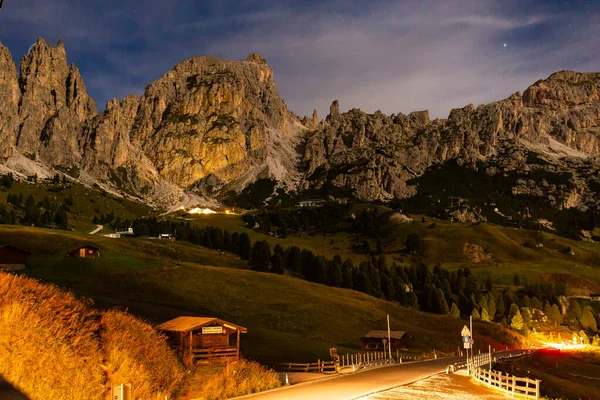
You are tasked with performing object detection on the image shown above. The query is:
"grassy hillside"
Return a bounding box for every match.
[0,180,154,233]
[0,225,522,362]
[181,211,600,294]
[382,217,600,294]
[0,271,280,400]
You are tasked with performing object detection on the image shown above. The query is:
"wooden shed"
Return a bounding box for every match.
[361,330,409,350]
[157,316,247,364]
[0,245,30,271]
[67,244,100,258]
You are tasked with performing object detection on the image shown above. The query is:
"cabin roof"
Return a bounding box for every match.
[362,330,407,340]
[71,244,100,251]
[0,245,31,255]
[156,316,248,333]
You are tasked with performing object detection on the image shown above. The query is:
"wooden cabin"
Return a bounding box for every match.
[0,245,30,271]
[67,245,100,258]
[157,316,247,365]
[361,330,409,350]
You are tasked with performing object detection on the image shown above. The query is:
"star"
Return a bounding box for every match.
[503,43,507,48]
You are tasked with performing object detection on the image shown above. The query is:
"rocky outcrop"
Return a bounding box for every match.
[15,38,96,170]
[0,43,20,161]
[1,37,600,229]
[303,71,600,205]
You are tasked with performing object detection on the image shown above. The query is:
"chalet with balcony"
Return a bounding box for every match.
[157,316,247,366]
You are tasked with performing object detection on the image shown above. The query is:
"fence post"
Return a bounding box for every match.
[512,375,515,397]
[318,359,321,373]
[535,379,540,400]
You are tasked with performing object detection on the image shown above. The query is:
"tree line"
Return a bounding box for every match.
[127,217,600,334]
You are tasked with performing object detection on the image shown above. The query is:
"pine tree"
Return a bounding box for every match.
[522,308,532,329]
[472,308,481,320]
[581,306,598,332]
[407,292,420,310]
[579,330,589,345]
[508,303,520,321]
[250,240,271,272]
[270,252,285,275]
[450,303,460,319]
[238,232,252,260]
[511,309,524,331]
[481,308,491,322]
[436,289,450,314]
[341,259,354,289]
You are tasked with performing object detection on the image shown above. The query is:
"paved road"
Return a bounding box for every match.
[88,224,103,235]
[234,351,524,400]
[0,376,28,400]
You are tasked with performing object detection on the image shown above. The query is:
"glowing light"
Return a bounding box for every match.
[188,208,216,215]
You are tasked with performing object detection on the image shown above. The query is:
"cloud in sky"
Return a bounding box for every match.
[0,0,598,119]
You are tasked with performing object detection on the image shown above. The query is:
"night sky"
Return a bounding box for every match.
[0,0,598,119]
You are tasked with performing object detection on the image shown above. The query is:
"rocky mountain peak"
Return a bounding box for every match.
[0,42,20,161]
[246,53,267,65]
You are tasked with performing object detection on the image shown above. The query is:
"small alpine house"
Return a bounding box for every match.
[157,316,248,365]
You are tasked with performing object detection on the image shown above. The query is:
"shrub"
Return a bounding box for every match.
[100,310,185,399]
[184,360,281,400]
[0,273,105,400]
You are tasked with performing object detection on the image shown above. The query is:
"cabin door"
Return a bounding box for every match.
[79,248,86,257]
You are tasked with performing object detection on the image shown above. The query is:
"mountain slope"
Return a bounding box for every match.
[1,38,600,237]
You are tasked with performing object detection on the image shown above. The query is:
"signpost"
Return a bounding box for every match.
[112,384,132,400]
[202,326,223,334]
[461,324,472,374]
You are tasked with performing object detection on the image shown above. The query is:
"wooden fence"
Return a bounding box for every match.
[191,347,238,362]
[471,365,540,399]
[272,360,338,373]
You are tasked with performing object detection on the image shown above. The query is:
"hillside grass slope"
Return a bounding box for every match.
[0,225,523,362]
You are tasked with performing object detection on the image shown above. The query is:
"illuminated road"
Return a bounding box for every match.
[234,351,524,400]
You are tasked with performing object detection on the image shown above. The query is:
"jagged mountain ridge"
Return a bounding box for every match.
[1,38,600,233]
[0,38,304,206]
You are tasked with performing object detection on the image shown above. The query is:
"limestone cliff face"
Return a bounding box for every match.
[2,37,600,225]
[0,43,20,162]
[303,71,600,203]
[127,54,292,188]
[14,38,97,170]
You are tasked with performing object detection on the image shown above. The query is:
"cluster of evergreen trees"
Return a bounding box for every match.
[126,217,593,331]
[1,193,70,229]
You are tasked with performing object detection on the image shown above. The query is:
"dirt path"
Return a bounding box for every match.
[88,225,103,235]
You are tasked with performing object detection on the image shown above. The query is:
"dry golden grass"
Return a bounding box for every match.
[0,272,284,400]
[182,360,281,400]
[0,273,105,400]
[100,310,185,399]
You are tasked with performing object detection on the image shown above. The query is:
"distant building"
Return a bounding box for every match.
[67,245,100,258]
[298,199,326,207]
[361,330,409,350]
[159,234,175,241]
[103,233,121,239]
[590,294,600,301]
[0,245,30,271]
[115,228,134,236]
[157,316,247,366]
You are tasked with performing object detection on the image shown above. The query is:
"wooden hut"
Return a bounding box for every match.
[157,316,247,364]
[0,245,30,271]
[67,244,100,258]
[361,330,409,350]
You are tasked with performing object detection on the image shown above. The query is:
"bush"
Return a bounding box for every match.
[0,273,185,400]
[100,310,185,399]
[0,273,105,400]
[183,360,281,400]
